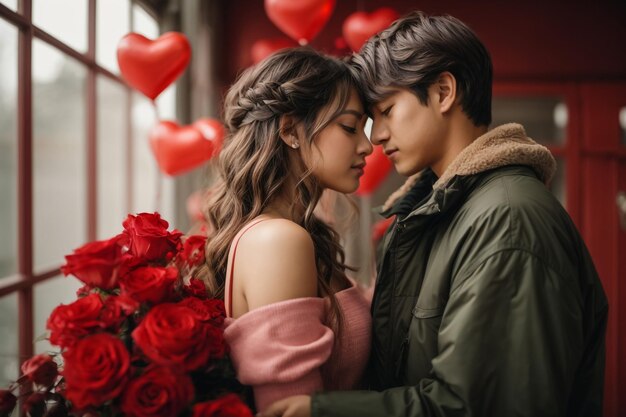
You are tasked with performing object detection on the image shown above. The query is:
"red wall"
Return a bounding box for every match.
[218,0,626,87]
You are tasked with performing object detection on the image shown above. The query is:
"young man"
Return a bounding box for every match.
[260,11,608,417]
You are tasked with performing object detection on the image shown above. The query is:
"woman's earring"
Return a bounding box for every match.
[291,141,300,149]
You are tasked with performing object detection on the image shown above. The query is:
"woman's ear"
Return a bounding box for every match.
[435,71,457,114]
[279,115,300,149]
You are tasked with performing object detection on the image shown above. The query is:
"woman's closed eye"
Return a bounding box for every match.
[340,124,357,134]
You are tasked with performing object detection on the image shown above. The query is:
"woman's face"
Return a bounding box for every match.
[303,88,372,194]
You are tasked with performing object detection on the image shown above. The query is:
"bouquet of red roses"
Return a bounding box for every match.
[0,213,252,417]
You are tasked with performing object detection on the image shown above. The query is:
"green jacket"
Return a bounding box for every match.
[313,124,608,417]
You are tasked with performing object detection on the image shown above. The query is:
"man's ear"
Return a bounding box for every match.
[435,71,457,114]
[278,115,300,149]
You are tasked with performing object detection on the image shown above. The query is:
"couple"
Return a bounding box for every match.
[201,11,607,417]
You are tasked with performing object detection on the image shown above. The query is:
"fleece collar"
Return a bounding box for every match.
[382,123,557,211]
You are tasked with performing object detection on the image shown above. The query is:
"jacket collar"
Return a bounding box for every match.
[381,123,557,217]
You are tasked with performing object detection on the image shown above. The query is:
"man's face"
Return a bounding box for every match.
[370,86,447,177]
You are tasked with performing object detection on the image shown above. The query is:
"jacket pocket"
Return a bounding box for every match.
[412,306,445,319]
[400,306,445,384]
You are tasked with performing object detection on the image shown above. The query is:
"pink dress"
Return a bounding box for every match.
[222,220,372,411]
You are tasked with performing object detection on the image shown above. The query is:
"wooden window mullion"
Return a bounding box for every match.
[17,0,34,386]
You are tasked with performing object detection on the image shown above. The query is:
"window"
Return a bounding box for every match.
[33,0,87,52]
[0,18,18,281]
[32,39,88,273]
[1,0,15,11]
[0,294,17,388]
[0,0,175,386]
[96,0,130,74]
[492,95,569,207]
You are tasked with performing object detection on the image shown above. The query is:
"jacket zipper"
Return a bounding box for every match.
[388,221,406,380]
[395,334,410,380]
[371,219,402,309]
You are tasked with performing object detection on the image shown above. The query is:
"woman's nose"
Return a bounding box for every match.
[358,130,373,156]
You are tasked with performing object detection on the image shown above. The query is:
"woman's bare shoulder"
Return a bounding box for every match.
[234,218,318,310]
[241,218,312,244]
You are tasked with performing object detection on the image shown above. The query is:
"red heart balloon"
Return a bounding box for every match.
[264,0,336,45]
[117,32,191,100]
[192,118,225,159]
[343,7,399,52]
[251,38,298,64]
[150,121,218,176]
[356,145,393,196]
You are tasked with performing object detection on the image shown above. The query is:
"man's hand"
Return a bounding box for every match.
[257,395,311,417]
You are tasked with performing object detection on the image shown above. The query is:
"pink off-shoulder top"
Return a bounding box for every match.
[222,220,372,412]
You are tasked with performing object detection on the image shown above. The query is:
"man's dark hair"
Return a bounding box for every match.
[351,11,492,126]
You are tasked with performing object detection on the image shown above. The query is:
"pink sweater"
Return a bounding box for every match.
[223,284,371,412]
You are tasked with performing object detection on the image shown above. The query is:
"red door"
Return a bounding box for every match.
[580,82,626,417]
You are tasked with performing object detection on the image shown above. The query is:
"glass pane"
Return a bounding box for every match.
[550,158,566,208]
[0,0,17,12]
[155,79,177,119]
[491,97,567,146]
[33,40,87,273]
[0,20,18,278]
[33,0,87,52]
[619,107,626,146]
[34,275,82,354]
[96,0,130,74]
[133,3,158,39]
[131,93,175,223]
[97,76,128,239]
[0,293,18,387]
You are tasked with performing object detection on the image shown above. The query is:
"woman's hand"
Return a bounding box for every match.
[257,395,311,417]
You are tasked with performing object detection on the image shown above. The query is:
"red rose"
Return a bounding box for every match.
[132,302,225,371]
[21,354,58,387]
[109,293,140,315]
[61,235,123,290]
[179,297,226,327]
[100,294,140,330]
[0,390,17,415]
[119,266,178,304]
[120,366,194,417]
[76,284,92,297]
[192,394,253,417]
[22,392,46,417]
[182,278,209,299]
[62,333,130,409]
[121,213,183,262]
[180,235,207,266]
[47,293,104,349]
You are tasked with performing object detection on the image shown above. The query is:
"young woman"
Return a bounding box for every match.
[200,48,373,412]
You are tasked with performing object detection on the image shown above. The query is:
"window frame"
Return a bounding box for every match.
[492,81,582,226]
[0,0,161,378]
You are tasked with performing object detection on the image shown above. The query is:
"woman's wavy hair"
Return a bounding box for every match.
[199,47,362,327]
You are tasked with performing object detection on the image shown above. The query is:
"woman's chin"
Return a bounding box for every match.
[327,184,357,195]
